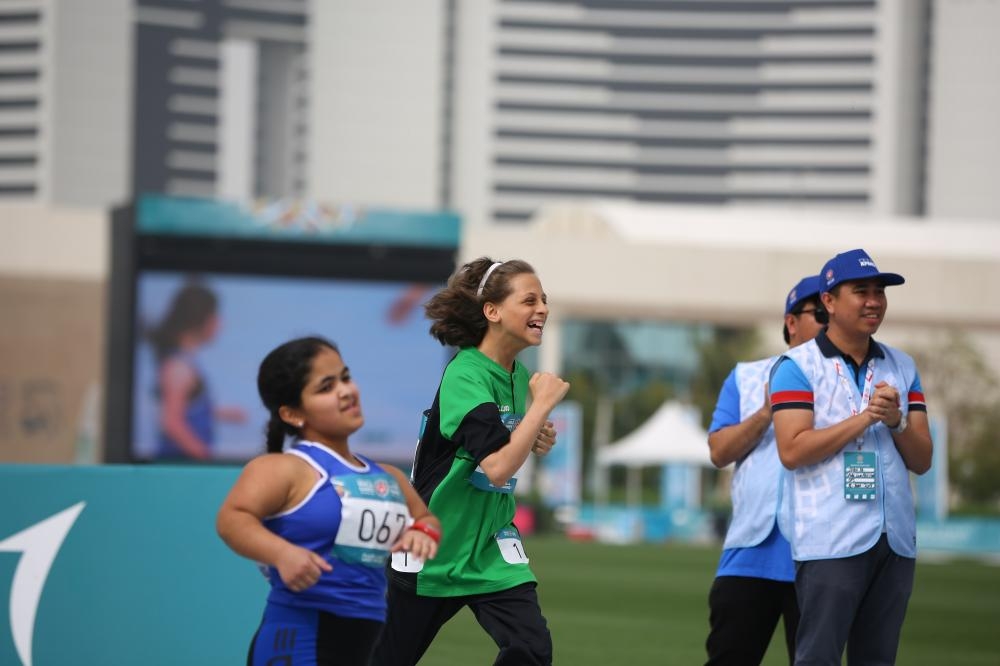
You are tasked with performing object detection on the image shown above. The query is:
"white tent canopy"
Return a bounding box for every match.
[594,401,713,509]
[597,401,713,468]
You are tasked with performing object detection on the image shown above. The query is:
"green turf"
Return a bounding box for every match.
[417,536,1000,665]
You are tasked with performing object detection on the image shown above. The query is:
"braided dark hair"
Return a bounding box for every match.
[257,336,338,453]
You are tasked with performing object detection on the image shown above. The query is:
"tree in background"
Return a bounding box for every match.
[566,325,1000,514]
[689,326,762,432]
[911,332,1000,514]
[688,326,762,519]
[564,323,760,504]
[563,368,677,502]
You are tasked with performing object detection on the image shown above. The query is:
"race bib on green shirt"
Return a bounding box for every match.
[495,527,530,564]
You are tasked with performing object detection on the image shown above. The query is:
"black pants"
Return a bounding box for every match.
[371,582,552,666]
[705,576,799,666]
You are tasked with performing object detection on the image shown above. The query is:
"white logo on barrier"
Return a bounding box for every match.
[0,502,85,666]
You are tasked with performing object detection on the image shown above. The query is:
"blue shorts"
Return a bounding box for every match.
[249,603,383,666]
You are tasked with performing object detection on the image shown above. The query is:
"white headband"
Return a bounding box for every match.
[476,262,503,298]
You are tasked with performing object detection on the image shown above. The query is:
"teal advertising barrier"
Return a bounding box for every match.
[0,465,264,665]
[917,518,1000,560]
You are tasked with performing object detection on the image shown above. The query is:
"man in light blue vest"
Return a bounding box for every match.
[705,274,826,666]
[770,248,933,665]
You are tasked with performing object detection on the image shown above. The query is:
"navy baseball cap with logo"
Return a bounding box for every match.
[784,275,823,315]
[819,248,905,292]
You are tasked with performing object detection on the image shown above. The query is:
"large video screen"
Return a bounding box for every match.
[104,195,460,465]
[131,271,447,464]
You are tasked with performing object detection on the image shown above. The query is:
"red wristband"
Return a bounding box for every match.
[408,521,441,544]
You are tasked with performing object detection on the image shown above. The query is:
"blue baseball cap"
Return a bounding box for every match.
[785,275,823,315]
[819,248,905,292]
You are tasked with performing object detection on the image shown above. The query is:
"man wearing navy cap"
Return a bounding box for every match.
[769,249,933,665]
[704,274,826,666]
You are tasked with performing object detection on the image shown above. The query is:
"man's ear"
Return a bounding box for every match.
[784,313,798,340]
[820,291,835,314]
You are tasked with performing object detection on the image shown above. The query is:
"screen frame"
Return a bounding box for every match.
[104,200,457,464]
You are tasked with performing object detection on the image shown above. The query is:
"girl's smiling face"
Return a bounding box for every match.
[493,272,548,348]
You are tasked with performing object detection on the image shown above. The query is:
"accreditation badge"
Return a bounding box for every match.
[844,451,877,501]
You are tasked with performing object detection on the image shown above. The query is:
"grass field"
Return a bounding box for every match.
[417,536,1000,665]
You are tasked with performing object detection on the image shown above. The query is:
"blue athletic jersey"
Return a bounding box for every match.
[156,353,214,457]
[262,441,405,622]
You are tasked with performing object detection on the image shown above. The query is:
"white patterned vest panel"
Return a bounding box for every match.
[723,356,789,549]
[778,340,919,561]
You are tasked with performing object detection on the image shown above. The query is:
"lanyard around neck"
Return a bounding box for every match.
[834,358,875,450]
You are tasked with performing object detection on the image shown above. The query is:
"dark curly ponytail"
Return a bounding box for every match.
[425,257,535,348]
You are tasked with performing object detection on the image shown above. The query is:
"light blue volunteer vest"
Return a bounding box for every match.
[722,356,790,550]
[778,340,919,561]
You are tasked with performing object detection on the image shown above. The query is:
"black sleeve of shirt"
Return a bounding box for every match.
[452,402,512,465]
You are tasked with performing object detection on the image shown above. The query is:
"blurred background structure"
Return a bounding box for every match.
[0,2,999,660]
[1,0,998,502]
[2,0,1000,499]
[0,0,997,213]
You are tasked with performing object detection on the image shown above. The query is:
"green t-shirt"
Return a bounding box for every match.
[410,347,537,597]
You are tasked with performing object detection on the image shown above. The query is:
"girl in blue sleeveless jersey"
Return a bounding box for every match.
[217,337,441,666]
[147,282,246,460]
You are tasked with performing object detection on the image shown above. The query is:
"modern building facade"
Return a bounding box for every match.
[133,0,308,200]
[924,0,1000,219]
[311,0,999,227]
[2,0,999,466]
[0,0,131,207]
[2,0,996,222]
[464,0,925,223]
[0,0,308,208]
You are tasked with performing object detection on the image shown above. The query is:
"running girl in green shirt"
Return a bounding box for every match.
[373,257,570,666]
